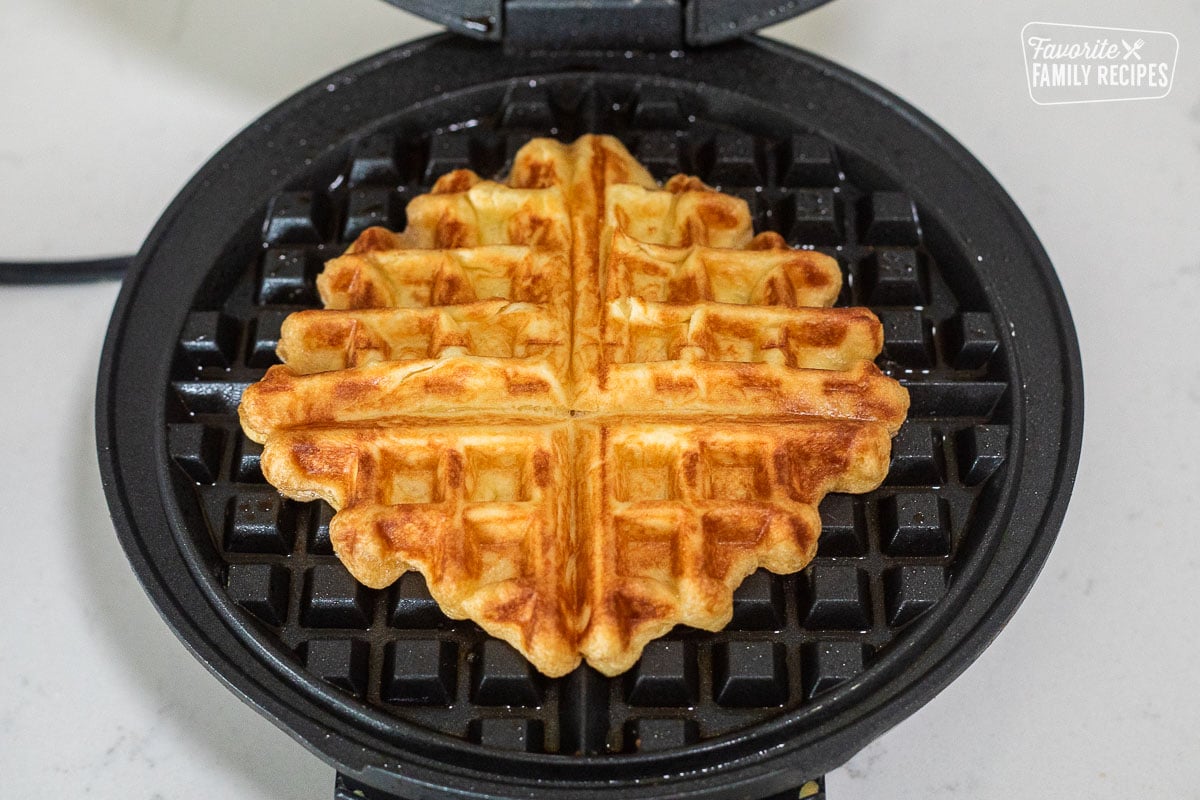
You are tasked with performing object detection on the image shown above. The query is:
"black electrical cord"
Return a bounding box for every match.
[0,256,133,285]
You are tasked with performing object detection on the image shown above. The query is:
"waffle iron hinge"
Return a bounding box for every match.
[505,0,684,52]
[381,0,834,52]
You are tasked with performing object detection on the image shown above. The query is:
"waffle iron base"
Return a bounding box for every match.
[97,33,1082,800]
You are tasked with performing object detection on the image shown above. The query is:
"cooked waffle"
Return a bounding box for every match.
[239,134,909,677]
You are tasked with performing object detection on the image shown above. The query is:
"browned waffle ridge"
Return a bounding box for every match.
[238,135,909,677]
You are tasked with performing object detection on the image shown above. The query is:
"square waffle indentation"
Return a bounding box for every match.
[226,563,290,627]
[701,445,769,501]
[729,570,786,630]
[860,191,920,245]
[880,493,950,556]
[380,450,442,504]
[168,423,225,484]
[343,187,403,241]
[308,501,335,556]
[465,447,532,503]
[472,640,542,706]
[389,469,438,504]
[702,132,761,186]
[801,641,868,699]
[816,494,865,557]
[179,311,239,369]
[232,434,265,483]
[799,565,871,630]
[783,189,841,244]
[881,310,932,367]
[622,466,674,501]
[424,133,473,181]
[779,134,839,186]
[383,640,457,705]
[864,249,926,306]
[302,639,369,698]
[627,323,687,363]
[248,310,289,368]
[614,512,681,583]
[225,490,295,555]
[264,190,333,245]
[885,423,942,486]
[460,264,514,301]
[389,572,450,628]
[615,443,680,502]
[631,86,685,128]
[634,131,683,176]
[500,84,555,130]
[625,640,698,707]
[462,505,535,584]
[957,425,1009,485]
[259,247,319,305]
[944,311,1000,370]
[712,641,788,707]
[348,133,403,187]
[884,565,948,626]
[302,564,374,629]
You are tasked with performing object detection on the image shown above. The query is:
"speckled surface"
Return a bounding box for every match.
[1,1,1197,798]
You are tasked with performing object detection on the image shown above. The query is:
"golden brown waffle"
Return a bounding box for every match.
[239,134,909,677]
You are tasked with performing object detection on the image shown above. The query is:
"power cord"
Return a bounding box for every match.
[0,256,132,285]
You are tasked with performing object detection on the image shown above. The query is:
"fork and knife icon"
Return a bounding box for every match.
[1121,38,1146,60]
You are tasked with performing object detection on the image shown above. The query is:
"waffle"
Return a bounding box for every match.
[239,134,909,677]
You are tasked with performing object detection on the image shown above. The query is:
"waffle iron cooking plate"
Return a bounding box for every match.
[97,9,1082,799]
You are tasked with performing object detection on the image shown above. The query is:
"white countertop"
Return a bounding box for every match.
[2,1,1198,797]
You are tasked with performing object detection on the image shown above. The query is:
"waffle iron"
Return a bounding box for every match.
[96,3,1084,798]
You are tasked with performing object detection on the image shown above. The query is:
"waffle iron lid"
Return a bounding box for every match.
[381,0,837,49]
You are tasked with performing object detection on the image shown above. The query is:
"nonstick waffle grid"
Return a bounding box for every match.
[163,76,1010,756]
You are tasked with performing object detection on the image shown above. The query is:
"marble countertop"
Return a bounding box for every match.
[2,1,1198,797]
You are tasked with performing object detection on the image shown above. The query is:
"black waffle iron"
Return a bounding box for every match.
[96,3,1084,798]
